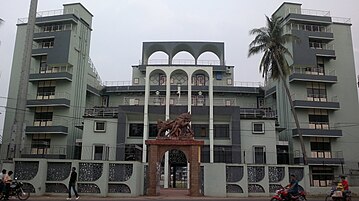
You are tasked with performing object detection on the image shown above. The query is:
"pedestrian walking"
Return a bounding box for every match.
[0,169,6,199]
[3,170,13,200]
[67,167,79,200]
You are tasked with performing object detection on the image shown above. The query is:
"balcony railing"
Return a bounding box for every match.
[309,42,334,50]
[29,91,71,100]
[286,23,332,33]
[21,145,67,156]
[32,41,54,49]
[290,122,340,130]
[84,107,118,118]
[291,67,335,76]
[17,8,79,24]
[295,150,343,159]
[143,59,221,65]
[286,8,330,17]
[103,81,132,86]
[35,24,74,33]
[292,93,338,102]
[32,116,69,127]
[31,65,73,74]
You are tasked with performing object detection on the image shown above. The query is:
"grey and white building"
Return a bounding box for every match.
[1,2,359,193]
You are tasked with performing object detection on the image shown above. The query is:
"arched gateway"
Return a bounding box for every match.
[145,112,204,196]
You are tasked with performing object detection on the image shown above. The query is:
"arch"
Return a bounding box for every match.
[197,51,220,65]
[146,139,203,196]
[170,69,188,86]
[149,69,167,86]
[143,44,168,65]
[198,44,223,64]
[172,51,195,65]
[148,51,169,65]
[192,69,210,86]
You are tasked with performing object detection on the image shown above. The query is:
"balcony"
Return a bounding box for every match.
[292,94,340,110]
[289,67,337,83]
[20,145,67,159]
[27,92,71,108]
[29,65,73,82]
[32,41,54,56]
[292,122,342,138]
[294,150,344,165]
[309,42,336,58]
[25,117,69,135]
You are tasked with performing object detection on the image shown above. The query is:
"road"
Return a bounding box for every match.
[21,196,329,201]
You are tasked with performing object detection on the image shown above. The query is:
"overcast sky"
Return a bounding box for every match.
[0,0,358,137]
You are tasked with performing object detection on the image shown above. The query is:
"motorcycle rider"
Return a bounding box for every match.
[286,174,299,201]
[2,170,13,200]
[340,176,349,201]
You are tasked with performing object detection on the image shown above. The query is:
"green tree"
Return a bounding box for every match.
[248,16,307,164]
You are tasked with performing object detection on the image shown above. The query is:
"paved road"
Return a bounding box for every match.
[19,196,330,201]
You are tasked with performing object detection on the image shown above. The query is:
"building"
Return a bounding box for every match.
[0,3,102,160]
[1,2,359,196]
[270,2,359,188]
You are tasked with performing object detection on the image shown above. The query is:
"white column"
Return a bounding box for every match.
[187,71,192,113]
[142,69,151,163]
[209,69,214,163]
[164,70,171,188]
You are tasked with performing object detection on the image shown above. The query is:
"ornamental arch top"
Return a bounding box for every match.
[142,41,225,65]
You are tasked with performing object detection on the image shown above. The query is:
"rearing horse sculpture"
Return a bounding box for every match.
[157,112,194,138]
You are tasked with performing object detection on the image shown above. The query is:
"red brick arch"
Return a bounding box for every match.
[146,139,204,196]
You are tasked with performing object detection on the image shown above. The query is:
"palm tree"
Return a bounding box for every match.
[248,15,307,165]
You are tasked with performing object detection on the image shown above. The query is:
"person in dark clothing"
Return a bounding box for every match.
[3,170,13,200]
[286,174,299,200]
[67,167,79,200]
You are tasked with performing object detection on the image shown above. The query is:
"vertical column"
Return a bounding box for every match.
[147,144,158,196]
[209,70,214,163]
[164,71,171,188]
[187,71,192,113]
[142,69,151,163]
[190,145,201,196]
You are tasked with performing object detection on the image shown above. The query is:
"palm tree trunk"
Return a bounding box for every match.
[274,58,308,165]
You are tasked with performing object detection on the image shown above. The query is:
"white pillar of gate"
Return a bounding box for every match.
[209,69,214,163]
[142,68,151,163]
[164,70,171,189]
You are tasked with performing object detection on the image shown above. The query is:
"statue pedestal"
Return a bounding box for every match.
[146,139,204,196]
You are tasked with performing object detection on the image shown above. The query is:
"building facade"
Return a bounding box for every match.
[1,2,359,194]
[270,2,359,187]
[1,3,102,160]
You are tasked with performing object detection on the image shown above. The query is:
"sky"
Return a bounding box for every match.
[0,0,359,138]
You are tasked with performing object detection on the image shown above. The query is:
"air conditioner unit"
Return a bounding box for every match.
[226,67,231,74]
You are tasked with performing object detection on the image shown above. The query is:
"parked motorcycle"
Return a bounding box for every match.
[0,178,30,200]
[325,188,352,201]
[270,186,306,201]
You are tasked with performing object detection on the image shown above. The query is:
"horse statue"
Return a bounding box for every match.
[157,112,194,139]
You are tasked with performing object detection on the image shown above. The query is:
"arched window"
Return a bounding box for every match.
[148,51,169,65]
[172,51,195,65]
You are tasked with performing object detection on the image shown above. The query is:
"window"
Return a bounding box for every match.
[215,72,222,80]
[129,98,139,105]
[37,81,56,99]
[93,145,104,160]
[308,109,329,129]
[310,138,331,158]
[101,96,109,107]
[129,123,144,137]
[225,99,232,106]
[307,82,327,102]
[149,124,158,138]
[159,74,166,85]
[34,107,53,126]
[252,122,265,134]
[94,121,106,132]
[316,57,325,75]
[214,146,232,163]
[311,167,334,187]
[227,78,232,85]
[214,124,229,138]
[196,75,205,86]
[192,124,209,138]
[31,139,51,154]
[39,55,47,73]
[133,78,139,84]
[125,144,142,161]
[253,146,266,164]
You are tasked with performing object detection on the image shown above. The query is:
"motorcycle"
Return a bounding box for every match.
[325,188,352,201]
[0,178,30,200]
[270,185,306,201]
